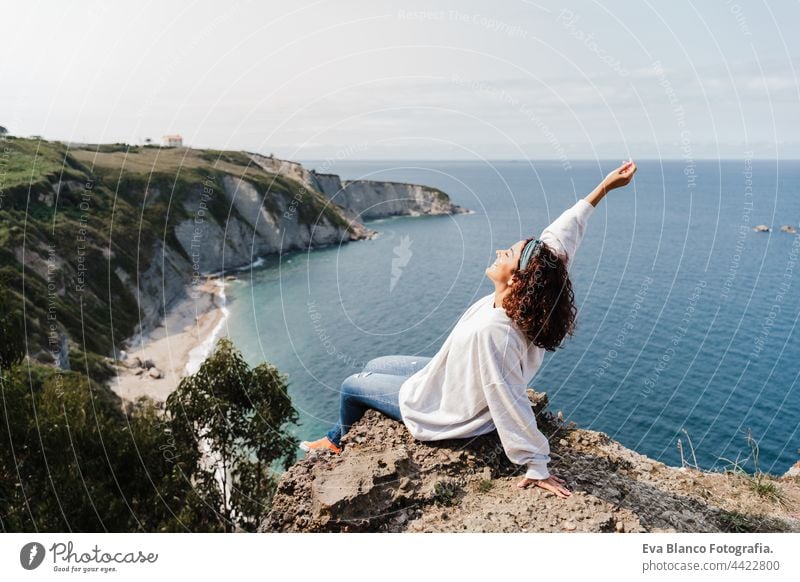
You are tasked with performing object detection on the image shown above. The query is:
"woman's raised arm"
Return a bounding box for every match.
[584,158,637,207]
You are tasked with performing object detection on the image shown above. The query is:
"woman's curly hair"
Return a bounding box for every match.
[501,239,577,351]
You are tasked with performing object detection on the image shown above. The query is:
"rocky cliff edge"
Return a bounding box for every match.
[261,392,800,533]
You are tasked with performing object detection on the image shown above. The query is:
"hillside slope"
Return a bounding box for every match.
[0,138,466,367]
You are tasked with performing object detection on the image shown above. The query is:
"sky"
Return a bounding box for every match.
[1,0,798,160]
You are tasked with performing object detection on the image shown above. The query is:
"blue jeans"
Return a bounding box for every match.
[326,355,433,446]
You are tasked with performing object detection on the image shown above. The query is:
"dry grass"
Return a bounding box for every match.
[718,429,789,507]
[70,146,262,180]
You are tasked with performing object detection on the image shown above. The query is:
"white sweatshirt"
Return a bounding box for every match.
[398,199,596,480]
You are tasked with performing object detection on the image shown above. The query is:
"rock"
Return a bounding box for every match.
[317,178,469,221]
[753,224,770,232]
[310,448,412,521]
[143,359,155,370]
[784,461,800,478]
[259,391,800,534]
[780,225,797,234]
[147,367,162,379]
[131,356,142,368]
[119,350,128,361]
[133,368,145,376]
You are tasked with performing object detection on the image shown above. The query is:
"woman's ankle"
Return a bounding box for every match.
[326,428,342,447]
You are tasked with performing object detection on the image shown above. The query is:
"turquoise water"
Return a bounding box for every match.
[225,159,800,475]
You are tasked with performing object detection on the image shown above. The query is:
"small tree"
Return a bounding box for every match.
[0,126,7,136]
[0,363,198,532]
[165,337,298,532]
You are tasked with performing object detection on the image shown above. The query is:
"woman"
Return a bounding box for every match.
[301,159,637,499]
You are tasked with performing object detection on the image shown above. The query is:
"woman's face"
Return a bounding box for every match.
[485,239,527,285]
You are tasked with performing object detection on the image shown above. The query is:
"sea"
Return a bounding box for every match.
[223,159,800,475]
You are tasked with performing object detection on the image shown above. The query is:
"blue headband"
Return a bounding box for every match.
[518,239,542,271]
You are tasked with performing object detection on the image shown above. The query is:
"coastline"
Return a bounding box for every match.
[110,278,231,403]
[106,195,470,406]
[184,279,231,376]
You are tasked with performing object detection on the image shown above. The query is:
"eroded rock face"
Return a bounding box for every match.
[171,176,360,275]
[261,391,800,533]
[334,179,470,220]
[127,154,465,341]
[310,448,419,522]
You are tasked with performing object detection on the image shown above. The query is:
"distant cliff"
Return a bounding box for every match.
[261,391,800,533]
[0,138,468,365]
[248,154,469,220]
[310,171,470,220]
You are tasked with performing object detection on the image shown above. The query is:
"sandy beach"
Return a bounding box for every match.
[110,278,230,403]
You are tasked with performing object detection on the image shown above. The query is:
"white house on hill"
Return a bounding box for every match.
[162,134,183,147]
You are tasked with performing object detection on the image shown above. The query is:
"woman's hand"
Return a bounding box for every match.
[585,158,637,207]
[516,474,572,498]
[602,158,637,191]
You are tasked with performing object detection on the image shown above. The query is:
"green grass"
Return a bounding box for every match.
[717,510,792,533]
[1,137,75,192]
[197,149,255,168]
[748,478,786,503]
[718,429,789,506]
[433,479,461,507]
